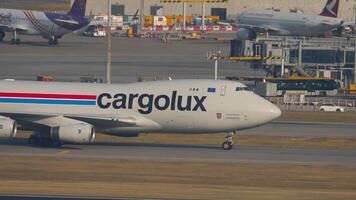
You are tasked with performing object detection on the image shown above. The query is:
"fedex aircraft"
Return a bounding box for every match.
[0,0,89,45]
[0,80,281,150]
[236,0,343,40]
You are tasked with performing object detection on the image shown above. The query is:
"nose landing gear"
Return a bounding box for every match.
[48,36,58,45]
[222,132,235,150]
[10,31,20,45]
[0,31,5,42]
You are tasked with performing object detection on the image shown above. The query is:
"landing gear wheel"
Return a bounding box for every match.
[222,141,233,150]
[11,31,19,45]
[0,31,5,42]
[28,134,62,148]
[222,132,235,150]
[48,37,58,45]
[28,134,40,146]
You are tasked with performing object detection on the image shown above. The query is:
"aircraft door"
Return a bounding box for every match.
[220,86,227,96]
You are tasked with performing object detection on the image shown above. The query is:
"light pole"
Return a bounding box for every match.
[210,50,222,80]
[138,0,144,34]
[202,1,206,31]
[354,40,356,84]
[182,2,186,30]
[106,0,112,84]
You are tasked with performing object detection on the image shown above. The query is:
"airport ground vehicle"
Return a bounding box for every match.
[144,15,220,26]
[82,25,106,37]
[0,79,280,150]
[266,77,339,96]
[319,103,345,112]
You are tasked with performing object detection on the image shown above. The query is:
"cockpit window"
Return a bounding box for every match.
[236,87,250,91]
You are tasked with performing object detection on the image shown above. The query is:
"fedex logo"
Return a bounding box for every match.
[97,91,207,114]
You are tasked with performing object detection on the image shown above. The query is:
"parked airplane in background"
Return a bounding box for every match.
[236,0,343,40]
[0,79,281,150]
[0,0,90,45]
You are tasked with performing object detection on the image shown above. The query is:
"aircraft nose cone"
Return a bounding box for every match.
[268,103,282,120]
[252,95,282,125]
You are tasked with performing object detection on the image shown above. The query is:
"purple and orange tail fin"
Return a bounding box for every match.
[320,0,339,18]
[69,0,87,17]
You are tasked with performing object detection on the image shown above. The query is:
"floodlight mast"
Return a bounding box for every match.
[106,0,112,84]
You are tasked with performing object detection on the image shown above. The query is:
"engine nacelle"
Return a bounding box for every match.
[236,28,256,40]
[51,123,95,144]
[0,117,17,138]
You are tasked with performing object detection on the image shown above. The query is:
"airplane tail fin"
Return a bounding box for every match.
[69,0,87,17]
[320,0,339,18]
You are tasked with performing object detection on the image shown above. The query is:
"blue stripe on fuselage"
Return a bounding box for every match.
[0,98,96,106]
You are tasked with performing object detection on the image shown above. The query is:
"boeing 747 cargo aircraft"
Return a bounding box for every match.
[0,80,281,150]
[0,0,89,45]
[236,0,343,39]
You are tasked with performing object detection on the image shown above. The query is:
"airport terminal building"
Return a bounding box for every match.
[84,0,356,21]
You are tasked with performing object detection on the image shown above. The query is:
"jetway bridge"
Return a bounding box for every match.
[229,36,356,89]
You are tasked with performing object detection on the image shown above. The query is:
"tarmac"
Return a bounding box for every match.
[0,34,259,83]
[241,121,356,138]
[1,33,356,199]
[0,137,356,166]
[0,33,355,166]
[0,120,355,166]
[0,196,156,200]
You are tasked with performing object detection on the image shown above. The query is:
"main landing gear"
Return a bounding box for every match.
[222,132,235,150]
[0,31,5,42]
[48,36,58,45]
[10,30,20,45]
[28,133,62,148]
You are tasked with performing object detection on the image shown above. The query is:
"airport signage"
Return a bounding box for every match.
[97,91,207,114]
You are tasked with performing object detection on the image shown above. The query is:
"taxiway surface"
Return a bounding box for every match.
[241,121,356,138]
[0,34,258,83]
[1,120,355,166]
[0,137,355,166]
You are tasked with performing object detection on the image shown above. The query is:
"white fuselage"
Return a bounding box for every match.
[0,9,74,38]
[239,10,343,36]
[0,80,281,135]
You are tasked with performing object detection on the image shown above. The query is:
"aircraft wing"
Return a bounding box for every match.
[320,20,334,26]
[0,24,28,31]
[0,111,140,130]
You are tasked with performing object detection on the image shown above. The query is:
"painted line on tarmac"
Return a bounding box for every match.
[55,150,71,156]
[273,121,356,126]
[0,195,186,200]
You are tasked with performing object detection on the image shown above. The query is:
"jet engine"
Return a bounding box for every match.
[0,117,17,138]
[236,28,257,40]
[51,123,95,144]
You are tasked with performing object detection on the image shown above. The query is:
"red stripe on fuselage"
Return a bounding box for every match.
[23,11,48,34]
[27,11,48,32]
[0,92,96,100]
